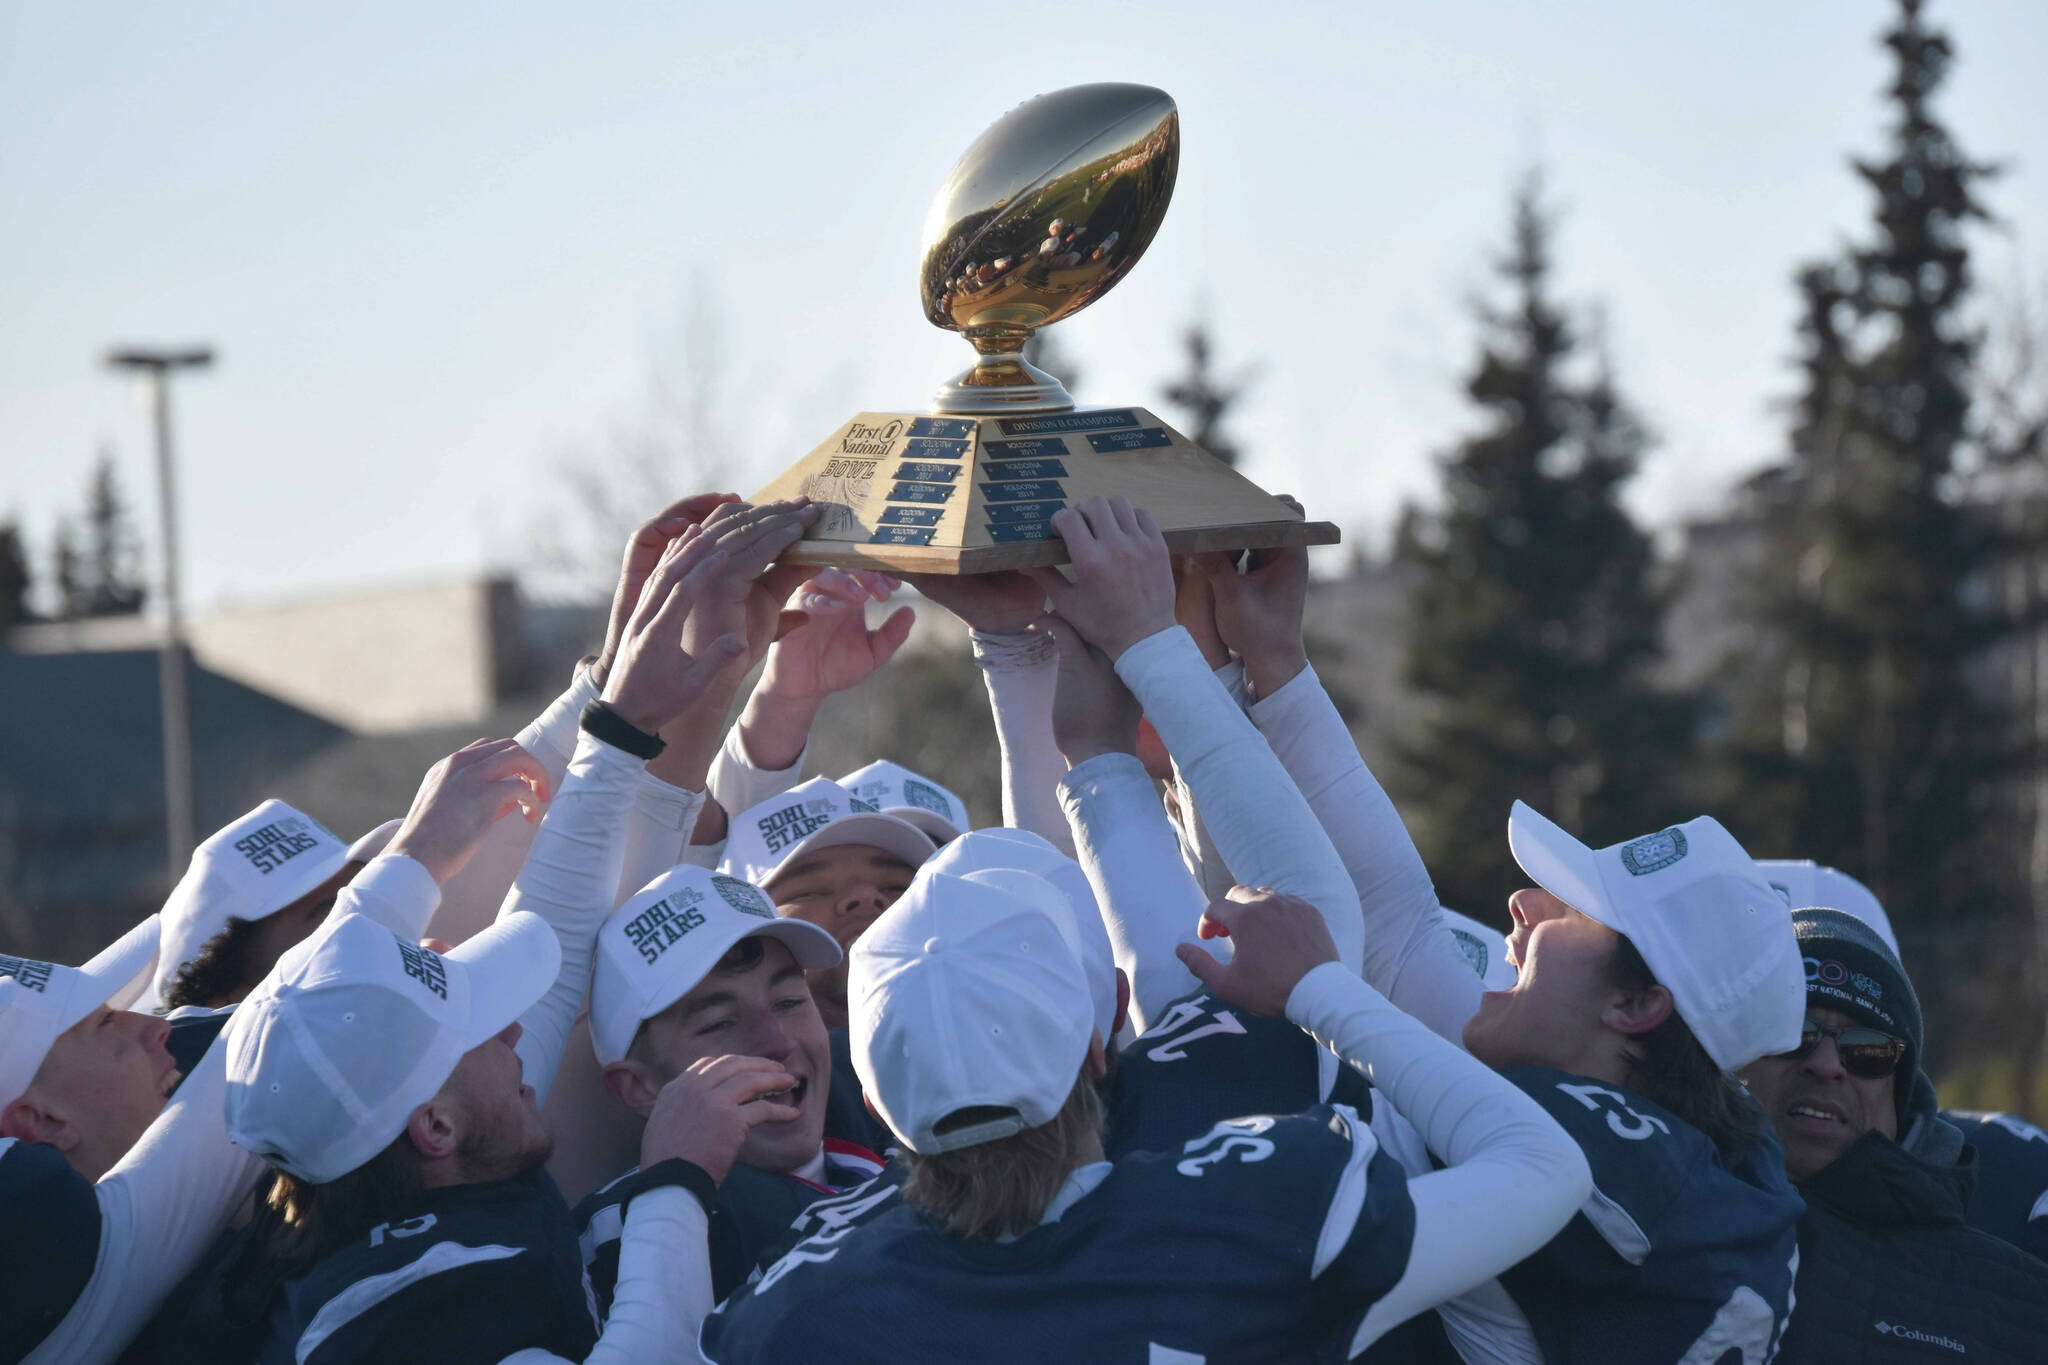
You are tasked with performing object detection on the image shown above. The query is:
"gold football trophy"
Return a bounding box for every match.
[755,82,1340,572]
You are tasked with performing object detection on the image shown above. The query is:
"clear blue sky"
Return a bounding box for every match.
[5,0,2045,610]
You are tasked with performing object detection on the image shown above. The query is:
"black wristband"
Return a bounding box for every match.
[580,699,666,759]
[621,1157,718,1217]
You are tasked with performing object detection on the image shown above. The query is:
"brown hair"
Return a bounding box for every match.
[165,917,265,1010]
[165,862,362,1010]
[1610,936,1765,1168]
[900,1074,1103,1241]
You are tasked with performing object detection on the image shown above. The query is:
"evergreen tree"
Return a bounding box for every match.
[0,520,33,635]
[1394,172,1692,917]
[52,517,84,620]
[1718,0,2003,965]
[1162,318,1252,468]
[82,455,147,617]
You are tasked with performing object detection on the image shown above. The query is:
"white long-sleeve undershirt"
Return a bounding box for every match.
[428,665,601,947]
[1285,964,1590,1355]
[497,1186,713,1365]
[1248,663,1487,1044]
[1112,627,1364,975]
[618,772,709,908]
[968,627,1073,853]
[500,733,645,1108]
[1164,659,1247,900]
[1059,753,1212,1033]
[707,720,807,830]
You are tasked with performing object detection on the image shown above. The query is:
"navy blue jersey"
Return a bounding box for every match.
[575,1138,883,1312]
[824,1025,893,1154]
[1496,1067,1802,1364]
[701,1105,1416,1364]
[260,1167,596,1365]
[1945,1109,2048,1264]
[0,1138,100,1365]
[1107,985,1371,1160]
[164,1009,230,1096]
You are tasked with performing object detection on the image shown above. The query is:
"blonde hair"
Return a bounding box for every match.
[900,1075,1103,1240]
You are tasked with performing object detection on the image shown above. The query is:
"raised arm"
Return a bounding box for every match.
[1042,615,1209,1029]
[1178,891,1588,1355]
[904,570,1072,850]
[1031,498,1362,974]
[1201,533,1486,1042]
[503,503,815,1104]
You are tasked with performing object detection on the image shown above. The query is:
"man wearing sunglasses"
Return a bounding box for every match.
[1742,908,2048,1362]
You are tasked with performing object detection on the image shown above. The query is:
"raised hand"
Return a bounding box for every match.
[601,525,750,733]
[756,568,916,704]
[1202,495,1309,697]
[1173,886,1340,1017]
[593,493,741,688]
[386,738,553,884]
[678,499,825,674]
[1024,496,1177,660]
[902,569,1048,635]
[1035,615,1141,764]
[639,1054,801,1185]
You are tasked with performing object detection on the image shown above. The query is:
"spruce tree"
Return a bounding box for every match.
[1395,172,1691,917]
[1720,0,2003,960]
[0,520,33,635]
[1162,319,1251,468]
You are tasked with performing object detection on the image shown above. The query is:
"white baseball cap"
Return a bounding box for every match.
[222,910,559,1183]
[923,828,1118,1042]
[719,778,938,890]
[0,914,163,1111]
[851,865,1096,1155]
[1438,907,1518,992]
[590,866,842,1067]
[145,801,353,1012]
[1755,859,1899,957]
[836,760,972,844]
[1507,801,1804,1072]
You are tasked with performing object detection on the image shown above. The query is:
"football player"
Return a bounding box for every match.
[575,864,882,1307]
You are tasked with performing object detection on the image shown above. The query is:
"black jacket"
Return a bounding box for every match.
[1776,1129,2048,1363]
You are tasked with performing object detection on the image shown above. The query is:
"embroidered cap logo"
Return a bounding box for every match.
[1619,828,1689,877]
[904,779,950,816]
[712,876,774,919]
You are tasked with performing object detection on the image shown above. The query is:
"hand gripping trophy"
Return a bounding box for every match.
[755,82,1339,573]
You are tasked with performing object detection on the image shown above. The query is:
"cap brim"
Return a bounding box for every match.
[885,808,964,845]
[74,914,163,1028]
[1506,801,1616,932]
[765,815,937,886]
[444,912,561,1048]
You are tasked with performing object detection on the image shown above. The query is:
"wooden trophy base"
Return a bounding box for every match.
[750,405,1340,574]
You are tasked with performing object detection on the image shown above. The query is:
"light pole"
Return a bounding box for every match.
[104,346,214,879]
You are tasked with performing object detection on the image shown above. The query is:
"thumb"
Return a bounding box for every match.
[1175,941,1227,992]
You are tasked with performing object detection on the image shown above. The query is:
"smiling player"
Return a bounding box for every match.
[575,864,883,1308]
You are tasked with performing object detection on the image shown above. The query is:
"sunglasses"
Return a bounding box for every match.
[1782,1017,1907,1080]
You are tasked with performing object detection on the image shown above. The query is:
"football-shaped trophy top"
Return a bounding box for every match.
[920,84,1179,415]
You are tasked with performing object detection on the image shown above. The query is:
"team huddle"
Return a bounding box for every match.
[5,492,2048,1364]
